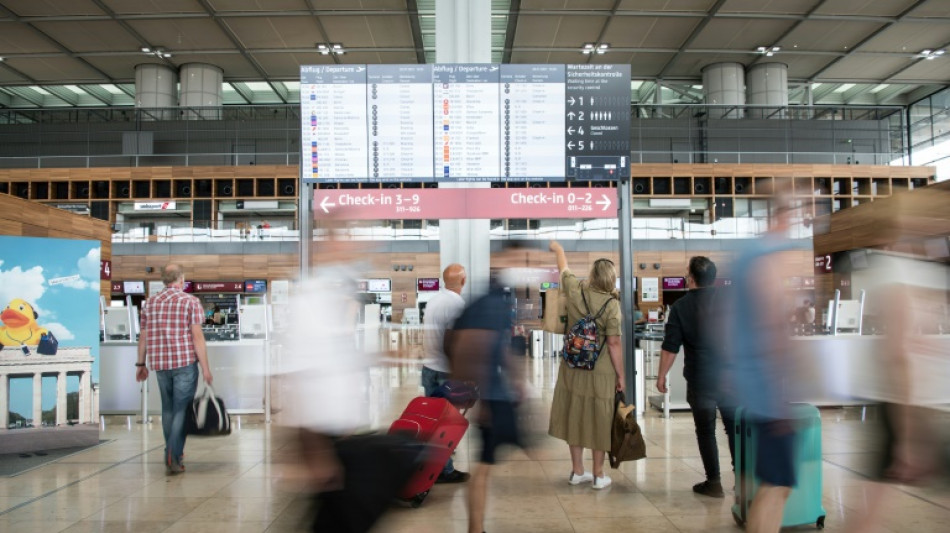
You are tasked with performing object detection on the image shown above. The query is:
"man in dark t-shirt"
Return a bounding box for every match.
[657,256,735,498]
[447,258,527,533]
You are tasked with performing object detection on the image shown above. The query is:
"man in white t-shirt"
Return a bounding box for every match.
[421,263,469,483]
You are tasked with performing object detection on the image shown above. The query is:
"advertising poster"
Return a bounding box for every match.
[641,277,659,303]
[0,236,101,451]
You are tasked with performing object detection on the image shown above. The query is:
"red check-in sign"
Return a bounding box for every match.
[314,187,616,220]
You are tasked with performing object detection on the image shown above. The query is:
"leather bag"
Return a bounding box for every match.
[542,288,568,333]
[609,391,646,468]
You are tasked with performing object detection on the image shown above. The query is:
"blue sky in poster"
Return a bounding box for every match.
[0,236,101,419]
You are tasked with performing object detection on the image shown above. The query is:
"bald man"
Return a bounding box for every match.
[421,263,469,483]
[137,263,213,475]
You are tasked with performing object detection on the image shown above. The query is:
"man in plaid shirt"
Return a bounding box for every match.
[136,263,213,474]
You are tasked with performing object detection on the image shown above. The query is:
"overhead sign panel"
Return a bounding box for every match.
[300,64,630,183]
[314,187,616,220]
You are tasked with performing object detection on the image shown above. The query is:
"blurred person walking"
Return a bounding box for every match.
[547,240,624,490]
[724,188,801,532]
[421,262,470,483]
[136,263,213,475]
[276,231,417,532]
[447,242,529,533]
[657,256,735,497]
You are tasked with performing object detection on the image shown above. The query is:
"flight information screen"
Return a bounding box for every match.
[300,63,630,183]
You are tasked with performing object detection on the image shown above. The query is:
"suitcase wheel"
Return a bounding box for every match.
[410,490,429,508]
[817,515,825,530]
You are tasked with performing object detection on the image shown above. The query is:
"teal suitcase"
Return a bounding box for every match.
[731,403,826,530]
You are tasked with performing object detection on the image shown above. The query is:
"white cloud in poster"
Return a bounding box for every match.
[77,248,100,283]
[44,322,76,341]
[0,260,47,311]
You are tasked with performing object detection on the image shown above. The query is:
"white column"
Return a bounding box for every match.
[435,0,493,299]
[135,63,177,108]
[32,373,43,427]
[56,371,67,426]
[702,62,745,118]
[179,63,223,119]
[80,371,91,424]
[747,63,789,112]
[0,373,8,430]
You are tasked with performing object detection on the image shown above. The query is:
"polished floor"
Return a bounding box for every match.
[1,356,948,533]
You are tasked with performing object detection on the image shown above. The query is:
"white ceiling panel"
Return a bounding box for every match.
[550,16,610,47]
[169,54,260,78]
[205,0,308,11]
[83,57,165,81]
[319,16,412,48]
[618,1,717,12]
[859,22,950,54]
[9,56,105,83]
[720,0,815,15]
[779,20,887,51]
[0,22,61,53]
[603,16,698,48]
[32,21,141,52]
[814,0,921,17]
[666,53,756,78]
[333,51,420,64]
[223,16,322,49]
[512,15,568,47]
[310,0,409,9]
[691,19,797,50]
[362,16,415,47]
[777,55,840,80]
[103,0,203,15]
[890,58,950,82]
[1,0,101,16]
[126,19,235,50]
[521,0,615,10]
[821,55,914,80]
[907,0,950,17]
[629,53,676,76]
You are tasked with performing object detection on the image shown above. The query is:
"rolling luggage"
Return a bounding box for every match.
[389,396,468,507]
[732,403,826,530]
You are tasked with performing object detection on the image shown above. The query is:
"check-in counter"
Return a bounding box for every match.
[99,339,267,415]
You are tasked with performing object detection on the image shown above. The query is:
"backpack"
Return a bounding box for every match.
[561,289,615,371]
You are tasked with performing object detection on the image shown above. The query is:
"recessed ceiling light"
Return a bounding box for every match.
[919,49,946,59]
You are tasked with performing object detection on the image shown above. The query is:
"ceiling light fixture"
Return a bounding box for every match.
[317,43,346,55]
[581,43,609,55]
[918,49,946,60]
[756,45,781,57]
[141,46,172,59]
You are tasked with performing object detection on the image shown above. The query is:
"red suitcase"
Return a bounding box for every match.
[389,397,468,507]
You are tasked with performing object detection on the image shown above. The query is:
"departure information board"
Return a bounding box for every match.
[300,64,630,183]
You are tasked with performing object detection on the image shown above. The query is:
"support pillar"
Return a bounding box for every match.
[0,373,8,429]
[80,371,91,424]
[32,373,42,427]
[56,371,67,426]
[436,0,493,298]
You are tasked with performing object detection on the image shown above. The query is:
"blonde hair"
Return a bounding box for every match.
[586,258,617,293]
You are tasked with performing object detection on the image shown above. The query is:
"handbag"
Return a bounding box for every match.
[609,391,646,468]
[37,331,58,355]
[186,384,232,436]
[542,288,568,334]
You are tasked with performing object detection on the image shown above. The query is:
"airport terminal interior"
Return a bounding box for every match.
[2,1,950,532]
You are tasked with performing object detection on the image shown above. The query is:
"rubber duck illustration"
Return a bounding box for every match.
[0,298,48,347]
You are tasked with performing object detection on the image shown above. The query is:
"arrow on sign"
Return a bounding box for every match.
[567,111,575,120]
[596,194,611,211]
[320,196,336,214]
[490,66,499,71]
[566,141,575,150]
[567,126,575,135]
[567,96,575,106]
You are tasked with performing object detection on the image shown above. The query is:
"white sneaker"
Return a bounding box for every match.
[592,475,612,490]
[568,471,594,485]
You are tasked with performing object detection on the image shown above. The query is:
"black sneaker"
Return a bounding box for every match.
[436,470,470,484]
[693,480,724,498]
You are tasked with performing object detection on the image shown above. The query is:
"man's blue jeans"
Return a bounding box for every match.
[155,362,198,465]
[421,365,454,476]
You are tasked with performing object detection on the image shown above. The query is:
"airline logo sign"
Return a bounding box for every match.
[314,187,615,220]
[134,201,177,211]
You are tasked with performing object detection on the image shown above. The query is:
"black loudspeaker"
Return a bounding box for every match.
[121,186,130,197]
[694,183,705,194]
[714,178,729,195]
[280,182,295,196]
[633,178,648,194]
[15,184,29,198]
[216,181,233,196]
[175,181,192,197]
[196,180,212,197]
[90,201,109,221]
[93,181,109,198]
[734,183,744,193]
[237,179,254,196]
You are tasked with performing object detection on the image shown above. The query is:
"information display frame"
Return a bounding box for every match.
[300,63,630,184]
